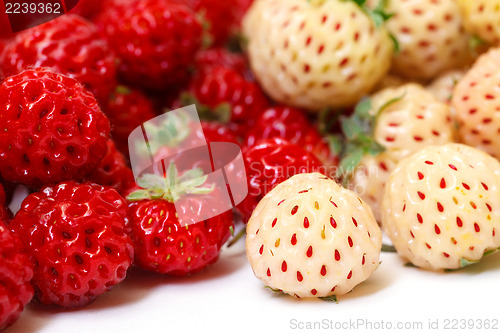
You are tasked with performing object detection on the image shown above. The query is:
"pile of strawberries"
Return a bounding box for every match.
[1,0,500,329]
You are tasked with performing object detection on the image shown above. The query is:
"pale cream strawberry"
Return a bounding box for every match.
[452,47,500,158]
[350,154,398,223]
[382,143,500,270]
[242,0,393,111]
[457,0,500,46]
[246,173,382,299]
[427,70,465,105]
[350,84,455,221]
[385,0,470,80]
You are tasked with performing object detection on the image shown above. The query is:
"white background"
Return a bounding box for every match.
[7,225,500,333]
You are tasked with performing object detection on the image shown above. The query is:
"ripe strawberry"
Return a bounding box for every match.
[346,84,455,221]
[452,47,500,158]
[183,0,254,46]
[457,0,500,46]
[246,172,382,298]
[180,66,269,131]
[237,138,325,222]
[194,48,249,76]
[0,222,34,330]
[0,183,12,222]
[126,165,233,276]
[145,117,240,167]
[96,0,202,90]
[10,181,134,308]
[382,0,470,80]
[427,70,465,105]
[0,69,110,189]
[0,14,117,104]
[242,0,393,110]
[86,140,136,195]
[244,106,338,167]
[382,143,500,270]
[105,86,157,158]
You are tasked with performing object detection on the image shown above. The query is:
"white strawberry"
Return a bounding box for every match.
[457,0,500,46]
[242,0,393,111]
[452,47,500,159]
[427,70,465,105]
[382,0,470,80]
[345,83,455,221]
[382,143,500,270]
[246,173,382,299]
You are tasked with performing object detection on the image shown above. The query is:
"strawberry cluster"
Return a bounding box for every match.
[2,0,500,329]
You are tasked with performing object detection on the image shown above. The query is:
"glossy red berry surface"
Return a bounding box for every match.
[86,140,136,195]
[127,186,233,276]
[187,67,268,126]
[194,48,249,76]
[237,138,325,221]
[1,14,117,103]
[0,222,34,330]
[245,106,338,167]
[0,183,12,222]
[184,0,254,46]
[0,69,110,188]
[10,181,134,308]
[104,86,157,158]
[96,0,202,90]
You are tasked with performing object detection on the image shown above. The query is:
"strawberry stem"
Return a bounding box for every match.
[227,227,246,247]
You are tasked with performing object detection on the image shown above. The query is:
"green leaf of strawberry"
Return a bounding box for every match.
[135,111,192,157]
[336,92,405,182]
[179,93,232,123]
[320,295,339,303]
[128,163,214,203]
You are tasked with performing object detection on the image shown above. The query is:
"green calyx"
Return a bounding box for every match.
[320,295,339,303]
[336,93,405,183]
[135,111,191,157]
[265,286,286,296]
[127,163,214,203]
[458,247,500,269]
[336,98,384,181]
[346,0,400,52]
[381,244,397,253]
[179,93,232,123]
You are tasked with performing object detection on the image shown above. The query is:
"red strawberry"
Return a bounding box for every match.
[183,0,254,46]
[96,0,203,90]
[245,106,338,168]
[180,66,268,133]
[10,182,134,308]
[0,69,110,189]
[0,183,12,222]
[203,121,240,143]
[105,86,157,158]
[126,165,233,276]
[149,120,240,176]
[1,14,116,104]
[0,222,34,330]
[86,140,136,195]
[195,48,249,76]
[237,138,325,222]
